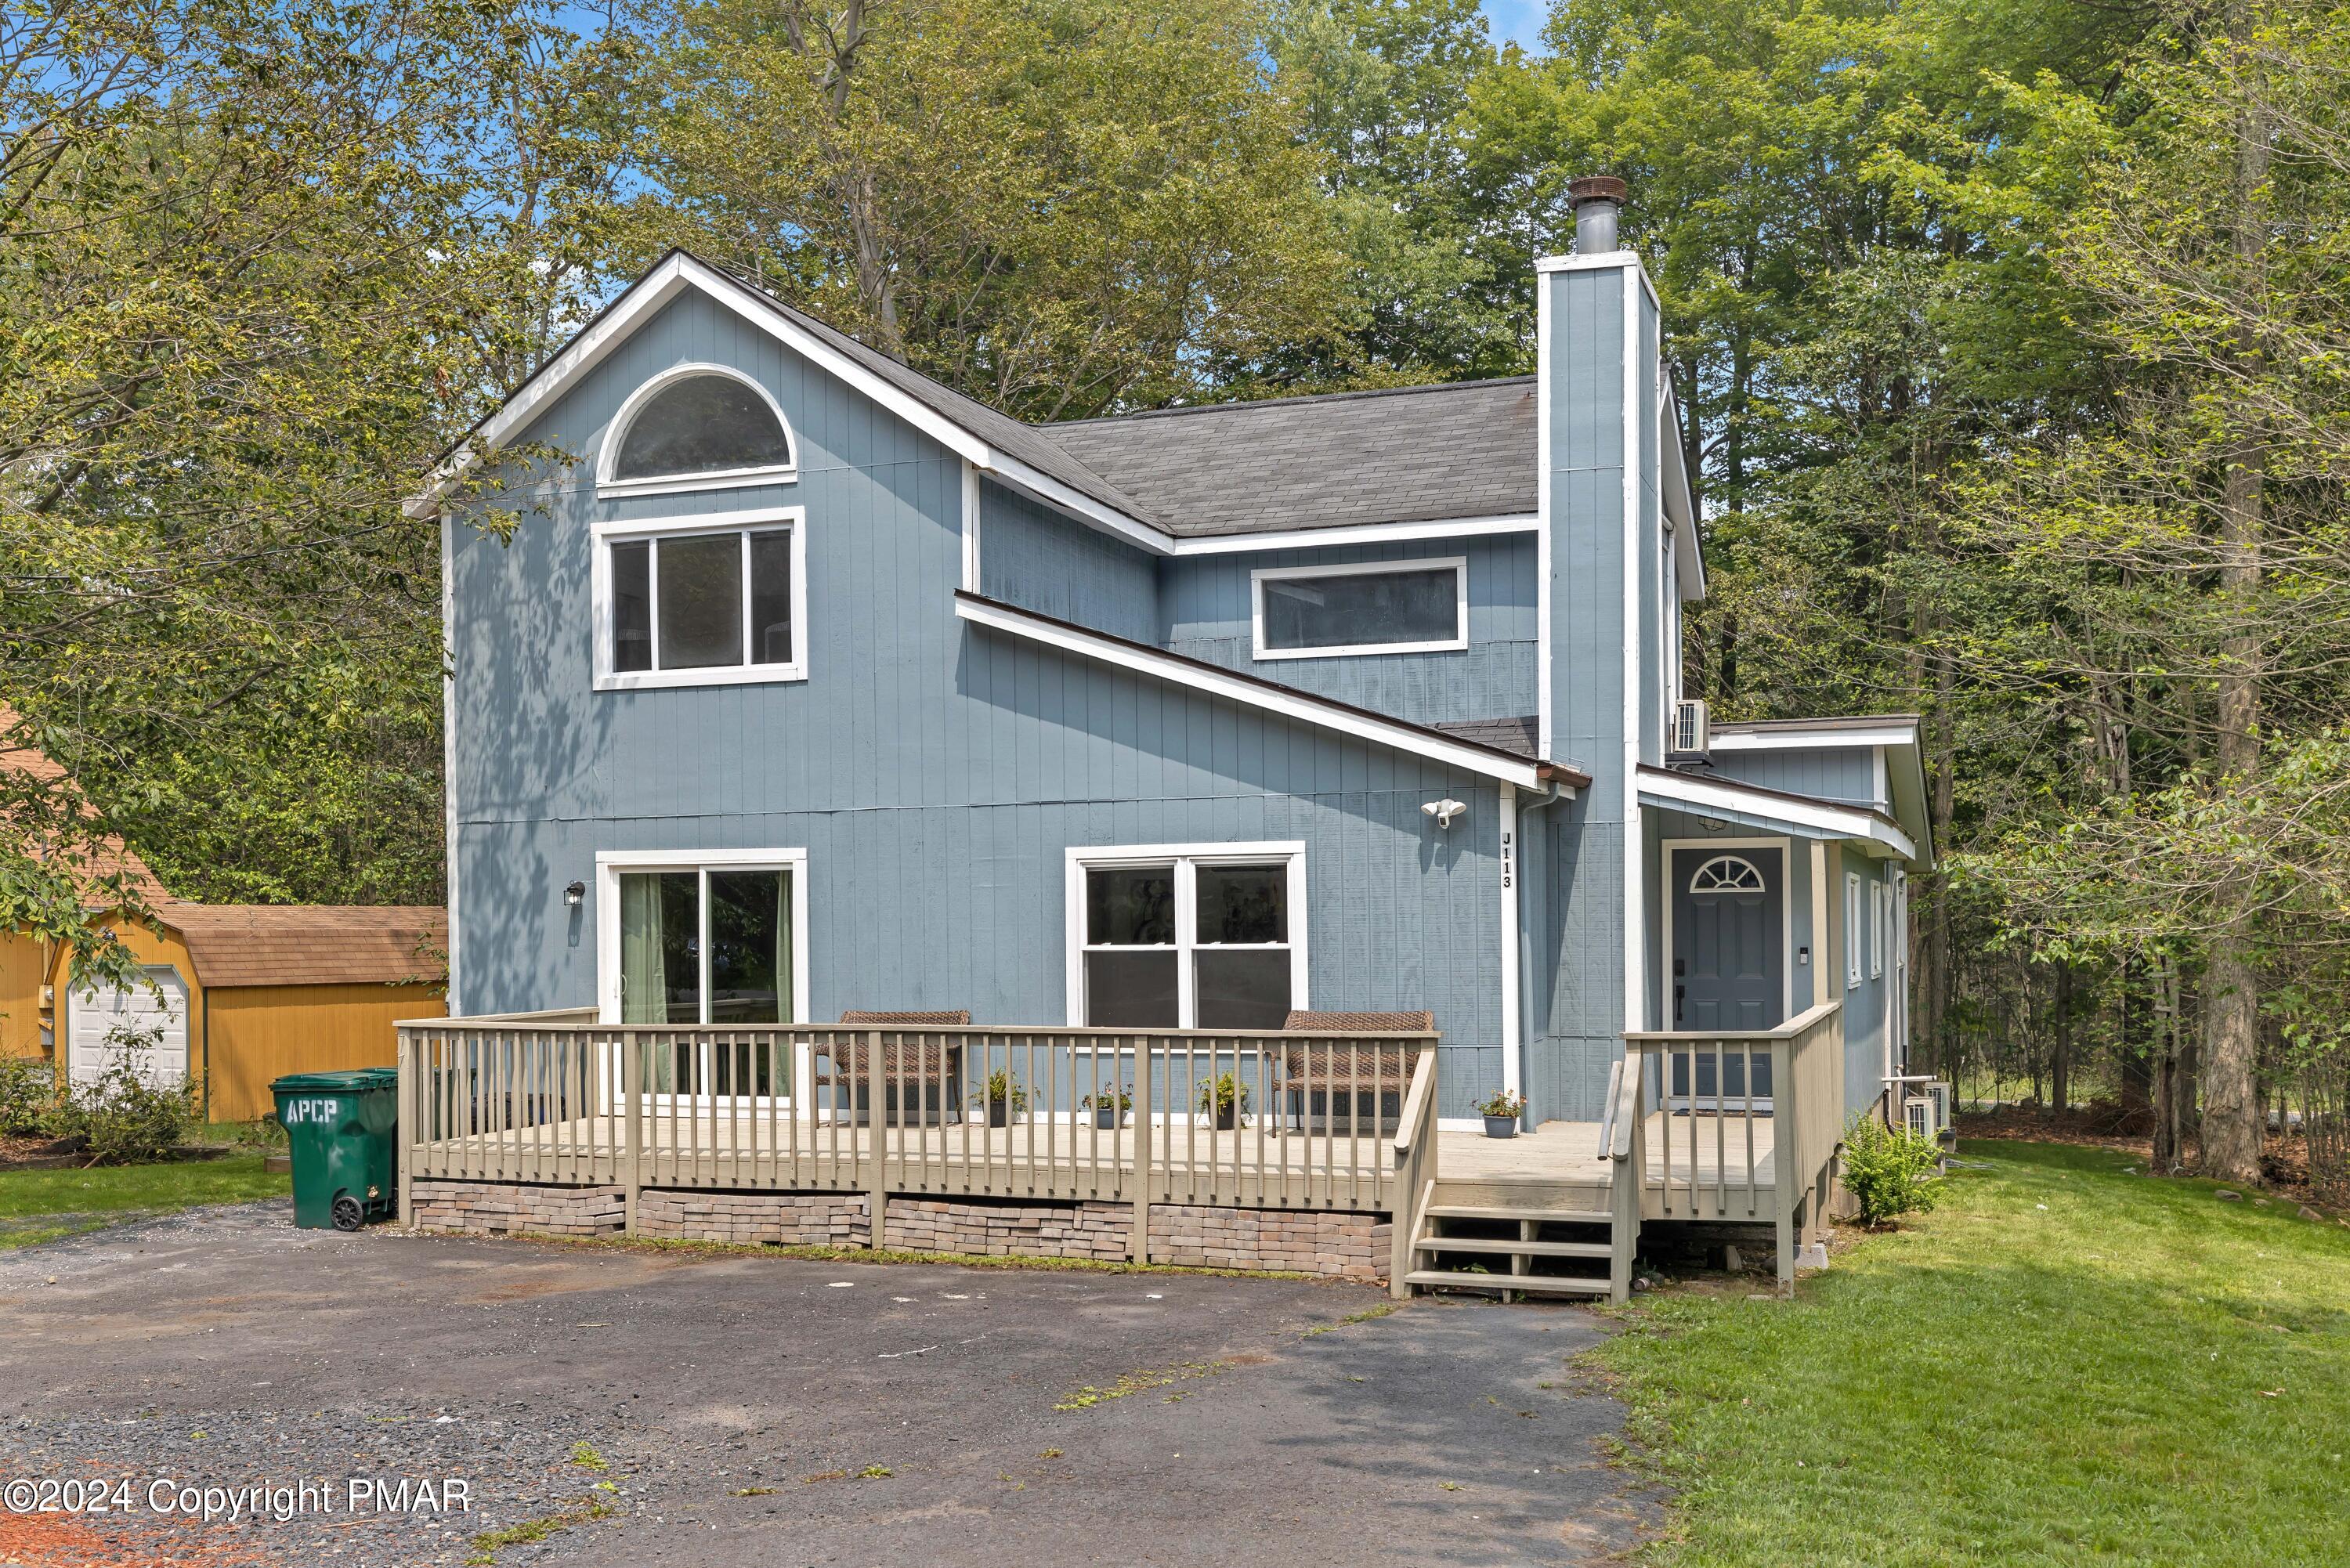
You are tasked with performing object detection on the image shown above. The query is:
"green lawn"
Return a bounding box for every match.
[1598,1140,2350,1567]
[0,1156,287,1248]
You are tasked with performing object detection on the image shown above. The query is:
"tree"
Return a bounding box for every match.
[625,0,1347,417]
[0,0,625,949]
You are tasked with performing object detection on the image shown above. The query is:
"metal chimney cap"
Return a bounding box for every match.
[1567,175,1628,204]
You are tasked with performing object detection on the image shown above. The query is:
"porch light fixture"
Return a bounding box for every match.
[564,880,587,908]
[1422,798,1468,829]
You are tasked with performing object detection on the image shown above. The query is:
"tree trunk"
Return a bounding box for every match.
[2052,959,2072,1116]
[2200,3,2272,1186]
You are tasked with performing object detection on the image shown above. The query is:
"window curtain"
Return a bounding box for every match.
[620,874,675,1092]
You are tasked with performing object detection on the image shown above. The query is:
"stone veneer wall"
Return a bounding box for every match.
[408,1180,625,1237]
[409,1181,1386,1281]
[1148,1203,1389,1284]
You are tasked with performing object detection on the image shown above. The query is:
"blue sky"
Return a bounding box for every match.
[1480,0,1549,52]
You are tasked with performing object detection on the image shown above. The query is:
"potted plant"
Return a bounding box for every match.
[1080,1089,1132,1129]
[1197,1073,1249,1130]
[1480,1089,1524,1139]
[984,1070,1029,1129]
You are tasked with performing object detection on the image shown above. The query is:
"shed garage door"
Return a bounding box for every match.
[68,966,190,1087]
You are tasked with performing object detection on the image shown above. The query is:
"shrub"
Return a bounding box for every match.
[52,1025,202,1165]
[1842,1114,1943,1225]
[1480,1089,1526,1120]
[0,1050,63,1137]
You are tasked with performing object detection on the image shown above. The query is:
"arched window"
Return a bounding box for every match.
[1689,854,1766,895]
[602,366,795,493]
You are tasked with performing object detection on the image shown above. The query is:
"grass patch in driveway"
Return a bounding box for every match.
[0,1157,286,1248]
[1595,1139,2350,1566]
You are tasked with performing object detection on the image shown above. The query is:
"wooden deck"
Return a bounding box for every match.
[399,1009,1853,1302]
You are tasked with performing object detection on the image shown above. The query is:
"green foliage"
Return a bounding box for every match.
[1478,1088,1524,1120]
[1839,1114,1943,1224]
[48,1028,202,1166]
[984,1070,1030,1112]
[626,0,1347,418]
[1598,1142,2350,1566]
[0,1154,287,1248]
[1196,1072,1249,1117]
[0,1053,60,1138]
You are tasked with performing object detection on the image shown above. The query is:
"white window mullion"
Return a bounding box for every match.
[1174,858,1198,1028]
[740,529,754,670]
[646,537,663,673]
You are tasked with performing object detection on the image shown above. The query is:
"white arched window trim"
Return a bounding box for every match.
[597,362,800,499]
[1688,854,1766,894]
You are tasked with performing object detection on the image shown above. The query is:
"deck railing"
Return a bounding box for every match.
[1622,999,1844,1285]
[396,1019,1438,1257]
[1385,1046,1441,1299]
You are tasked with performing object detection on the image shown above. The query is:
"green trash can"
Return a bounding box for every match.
[270,1068,401,1231]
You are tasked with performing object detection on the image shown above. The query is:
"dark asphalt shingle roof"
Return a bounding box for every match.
[1430,716,1540,760]
[1041,378,1538,538]
[720,268,1155,525]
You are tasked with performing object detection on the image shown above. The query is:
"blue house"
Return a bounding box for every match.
[401,182,1932,1297]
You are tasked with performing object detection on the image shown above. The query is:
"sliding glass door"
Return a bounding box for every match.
[614,860,796,1097]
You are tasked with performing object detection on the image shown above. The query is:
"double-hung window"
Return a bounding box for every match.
[598,851,808,1095]
[1068,844,1307,1029]
[1251,558,1468,660]
[595,508,807,690]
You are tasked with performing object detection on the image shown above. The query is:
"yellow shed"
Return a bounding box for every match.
[43,905,446,1124]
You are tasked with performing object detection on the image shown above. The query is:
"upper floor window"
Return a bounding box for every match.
[593,508,807,690]
[1251,557,1468,661]
[600,365,797,497]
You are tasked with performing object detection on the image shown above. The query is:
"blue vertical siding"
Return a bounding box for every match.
[978,479,1159,643]
[449,288,1515,1118]
[1157,536,1538,726]
[1710,748,1885,810]
[1531,263,1632,1121]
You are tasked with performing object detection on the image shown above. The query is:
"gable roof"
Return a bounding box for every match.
[161,904,446,988]
[409,252,1547,555]
[1043,378,1537,538]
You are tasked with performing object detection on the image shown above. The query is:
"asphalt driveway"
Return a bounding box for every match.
[0,1201,1648,1566]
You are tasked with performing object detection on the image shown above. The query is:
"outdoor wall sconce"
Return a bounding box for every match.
[564,880,586,908]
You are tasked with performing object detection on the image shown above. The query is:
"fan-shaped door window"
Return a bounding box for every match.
[1689,854,1766,896]
[603,366,796,495]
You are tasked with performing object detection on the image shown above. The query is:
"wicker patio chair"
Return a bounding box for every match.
[820,1010,972,1125]
[1275,1010,1433,1133]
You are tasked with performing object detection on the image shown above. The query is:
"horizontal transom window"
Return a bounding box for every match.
[595,509,807,691]
[1067,845,1307,1031]
[1251,557,1468,660]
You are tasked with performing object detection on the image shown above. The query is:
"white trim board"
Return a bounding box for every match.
[1063,844,1309,1028]
[1660,836,1795,1027]
[594,847,813,1028]
[1250,555,1469,661]
[1639,768,1918,861]
[1171,514,1537,557]
[953,592,1556,791]
[1708,724,1919,753]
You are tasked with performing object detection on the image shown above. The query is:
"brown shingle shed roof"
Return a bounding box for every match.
[161,904,446,989]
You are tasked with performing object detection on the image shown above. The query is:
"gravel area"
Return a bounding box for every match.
[0,1200,1649,1566]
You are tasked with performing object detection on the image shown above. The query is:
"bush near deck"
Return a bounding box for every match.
[1599,1140,2350,1567]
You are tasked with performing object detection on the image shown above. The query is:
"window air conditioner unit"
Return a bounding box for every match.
[1671,699,1710,757]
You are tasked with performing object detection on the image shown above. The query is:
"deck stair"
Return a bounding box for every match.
[1403,1185,1627,1301]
